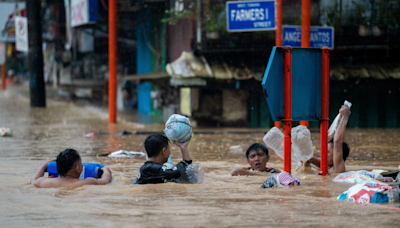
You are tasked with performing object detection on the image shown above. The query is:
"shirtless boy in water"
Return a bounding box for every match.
[231,143,281,176]
[31,149,112,188]
[307,105,351,174]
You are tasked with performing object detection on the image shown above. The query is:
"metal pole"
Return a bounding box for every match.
[196,0,202,50]
[283,47,292,174]
[300,0,311,128]
[275,0,282,46]
[26,0,46,107]
[274,0,282,128]
[1,64,5,90]
[301,0,310,47]
[108,0,117,123]
[320,47,330,176]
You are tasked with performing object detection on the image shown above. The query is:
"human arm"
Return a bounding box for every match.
[30,160,54,186]
[231,168,262,176]
[79,167,113,185]
[97,167,112,185]
[307,157,321,168]
[173,137,191,161]
[333,105,351,173]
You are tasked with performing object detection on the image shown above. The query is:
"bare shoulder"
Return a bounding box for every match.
[32,177,60,188]
[73,178,99,187]
[231,168,261,176]
[231,168,245,176]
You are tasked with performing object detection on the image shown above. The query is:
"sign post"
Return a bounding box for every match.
[108,0,117,124]
[274,0,282,129]
[283,47,292,173]
[226,0,276,32]
[320,47,330,176]
[262,47,329,174]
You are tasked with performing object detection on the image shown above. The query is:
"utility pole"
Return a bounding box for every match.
[108,0,117,123]
[274,0,282,129]
[300,0,311,128]
[26,0,46,107]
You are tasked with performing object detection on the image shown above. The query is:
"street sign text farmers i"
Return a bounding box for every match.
[226,0,276,32]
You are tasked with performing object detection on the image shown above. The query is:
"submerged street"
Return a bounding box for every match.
[0,84,399,227]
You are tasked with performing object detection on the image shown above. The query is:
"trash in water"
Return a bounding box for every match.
[229,145,243,155]
[164,114,192,143]
[328,100,352,138]
[0,127,12,137]
[163,156,174,169]
[176,164,205,184]
[333,170,395,185]
[108,150,146,158]
[84,132,95,137]
[99,130,132,136]
[338,183,400,205]
[263,126,313,163]
[261,171,300,188]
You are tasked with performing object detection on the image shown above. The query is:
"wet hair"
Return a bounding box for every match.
[56,149,81,176]
[144,134,169,158]
[329,140,350,161]
[245,143,269,159]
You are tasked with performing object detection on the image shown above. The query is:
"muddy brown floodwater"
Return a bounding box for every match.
[1,85,400,228]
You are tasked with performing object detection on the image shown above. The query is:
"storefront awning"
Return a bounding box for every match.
[166,52,265,81]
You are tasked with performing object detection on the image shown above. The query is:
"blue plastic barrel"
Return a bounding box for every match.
[47,161,104,179]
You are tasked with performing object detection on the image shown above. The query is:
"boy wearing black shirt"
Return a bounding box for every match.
[134,134,192,184]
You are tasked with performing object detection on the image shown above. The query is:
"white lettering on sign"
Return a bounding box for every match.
[310,32,330,43]
[284,31,302,43]
[71,0,88,27]
[230,8,266,21]
[254,21,271,28]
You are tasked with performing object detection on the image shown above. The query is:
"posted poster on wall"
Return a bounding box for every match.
[15,16,28,52]
[0,42,5,64]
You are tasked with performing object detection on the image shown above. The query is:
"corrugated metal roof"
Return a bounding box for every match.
[330,65,400,80]
[166,52,400,81]
[166,52,265,81]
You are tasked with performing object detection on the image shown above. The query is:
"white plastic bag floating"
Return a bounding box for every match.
[164,114,192,143]
[0,127,12,137]
[328,100,352,138]
[108,150,146,158]
[176,164,205,184]
[263,126,313,164]
[163,156,174,169]
[291,125,314,162]
[333,170,394,185]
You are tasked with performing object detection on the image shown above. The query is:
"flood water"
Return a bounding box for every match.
[1,85,400,227]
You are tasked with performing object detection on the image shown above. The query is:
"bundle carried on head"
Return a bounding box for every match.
[164,114,192,143]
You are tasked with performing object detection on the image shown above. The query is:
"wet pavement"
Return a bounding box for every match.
[1,84,400,227]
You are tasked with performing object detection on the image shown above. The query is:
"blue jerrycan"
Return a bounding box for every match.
[47,161,104,179]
